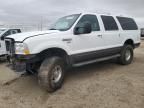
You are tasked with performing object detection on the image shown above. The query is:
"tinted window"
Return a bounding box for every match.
[117,17,138,30]
[17,29,21,33]
[3,30,11,37]
[101,15,118,31]
[76,14,100,31]
[11,30,17,34]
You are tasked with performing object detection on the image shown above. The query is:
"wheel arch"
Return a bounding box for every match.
[124,39,134,48]
[38,47,71,66]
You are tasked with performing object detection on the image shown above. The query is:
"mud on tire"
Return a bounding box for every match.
[38,57,65,92]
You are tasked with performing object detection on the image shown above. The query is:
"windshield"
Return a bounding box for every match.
[49,14,80,31]
[0,29,6,34]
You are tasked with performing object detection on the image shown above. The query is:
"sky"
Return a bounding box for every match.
[0,0,144,28]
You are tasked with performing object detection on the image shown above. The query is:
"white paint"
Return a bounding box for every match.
[7,13,141,56]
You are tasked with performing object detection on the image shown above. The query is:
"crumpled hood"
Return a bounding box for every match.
[7,30,60,42]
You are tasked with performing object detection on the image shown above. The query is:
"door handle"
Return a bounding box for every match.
[97,35,102,38]
[119,34,121,37]
[62,38,72,42]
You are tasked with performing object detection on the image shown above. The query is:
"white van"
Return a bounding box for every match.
[6,13,140,92]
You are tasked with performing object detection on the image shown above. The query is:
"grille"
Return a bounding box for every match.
[5,39,15,56]
[5,40,10,51]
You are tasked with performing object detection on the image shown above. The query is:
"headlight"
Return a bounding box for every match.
[15,43,30,55]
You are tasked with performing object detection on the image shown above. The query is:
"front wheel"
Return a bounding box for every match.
[118,45,134,65]
[38,57,65,92]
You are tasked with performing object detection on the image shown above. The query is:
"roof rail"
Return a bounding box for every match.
[91,10,111,15]
[89,10,125,17]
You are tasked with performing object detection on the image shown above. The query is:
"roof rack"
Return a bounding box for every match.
[89,10,125,17]
[91,10,111,15]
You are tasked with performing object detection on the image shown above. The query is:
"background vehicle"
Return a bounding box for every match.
[141,28,144,37]
[5,13,140,92]
[0,28,21,57]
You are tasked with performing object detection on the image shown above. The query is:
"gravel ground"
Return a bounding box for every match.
[0,41,144,108]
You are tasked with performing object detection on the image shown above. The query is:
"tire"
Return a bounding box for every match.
[118,45,134,65]
[38,57,65,92]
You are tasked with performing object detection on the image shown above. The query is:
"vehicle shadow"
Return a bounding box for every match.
[65,59,120,81]
[0,58,7,64]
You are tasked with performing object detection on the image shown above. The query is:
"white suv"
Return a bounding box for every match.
[6,13,140,92]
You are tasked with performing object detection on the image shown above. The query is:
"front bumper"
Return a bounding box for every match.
[7,54,39,72]
[15,54,38,63]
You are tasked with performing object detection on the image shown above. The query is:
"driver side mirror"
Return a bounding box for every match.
[74,22,92,35]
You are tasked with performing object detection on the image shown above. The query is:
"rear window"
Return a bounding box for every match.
[116,17,138,30]
[101,15,118,31]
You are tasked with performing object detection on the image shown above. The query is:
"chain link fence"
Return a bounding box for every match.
[0,23,49,32]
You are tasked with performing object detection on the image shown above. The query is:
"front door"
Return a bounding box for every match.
[71,14,105,63]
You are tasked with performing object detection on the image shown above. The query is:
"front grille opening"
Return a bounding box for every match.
[5,39,15,55]
[5,41,10,51]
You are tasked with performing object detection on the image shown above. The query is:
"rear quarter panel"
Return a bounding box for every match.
[121,29,141,45]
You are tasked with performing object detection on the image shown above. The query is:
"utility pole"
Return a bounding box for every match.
[40,16,43,31]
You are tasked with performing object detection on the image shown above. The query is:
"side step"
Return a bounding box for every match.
[73,54,120,67]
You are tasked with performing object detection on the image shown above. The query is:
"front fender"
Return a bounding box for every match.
[29,41,71,55]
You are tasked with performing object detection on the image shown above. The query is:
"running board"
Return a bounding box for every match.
[73,54,120,67]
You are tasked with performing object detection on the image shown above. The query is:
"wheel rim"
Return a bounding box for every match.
[51,65,62,83]
[125,49,131,61]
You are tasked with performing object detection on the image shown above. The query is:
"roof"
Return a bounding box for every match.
[79,11,130,18]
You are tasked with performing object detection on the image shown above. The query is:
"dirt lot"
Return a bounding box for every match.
[0,41,144,108]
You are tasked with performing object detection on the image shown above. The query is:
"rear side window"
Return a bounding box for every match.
[101,15,118,31]
[116,17,138,30]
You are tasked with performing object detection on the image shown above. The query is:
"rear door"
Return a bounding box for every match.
[100,15,122,55]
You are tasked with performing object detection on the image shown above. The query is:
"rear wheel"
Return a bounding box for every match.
[38,57,65,92]
[118,45,134,65]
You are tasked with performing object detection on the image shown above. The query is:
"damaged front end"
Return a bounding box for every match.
[5,38,27,73]
[5,38,41,74]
